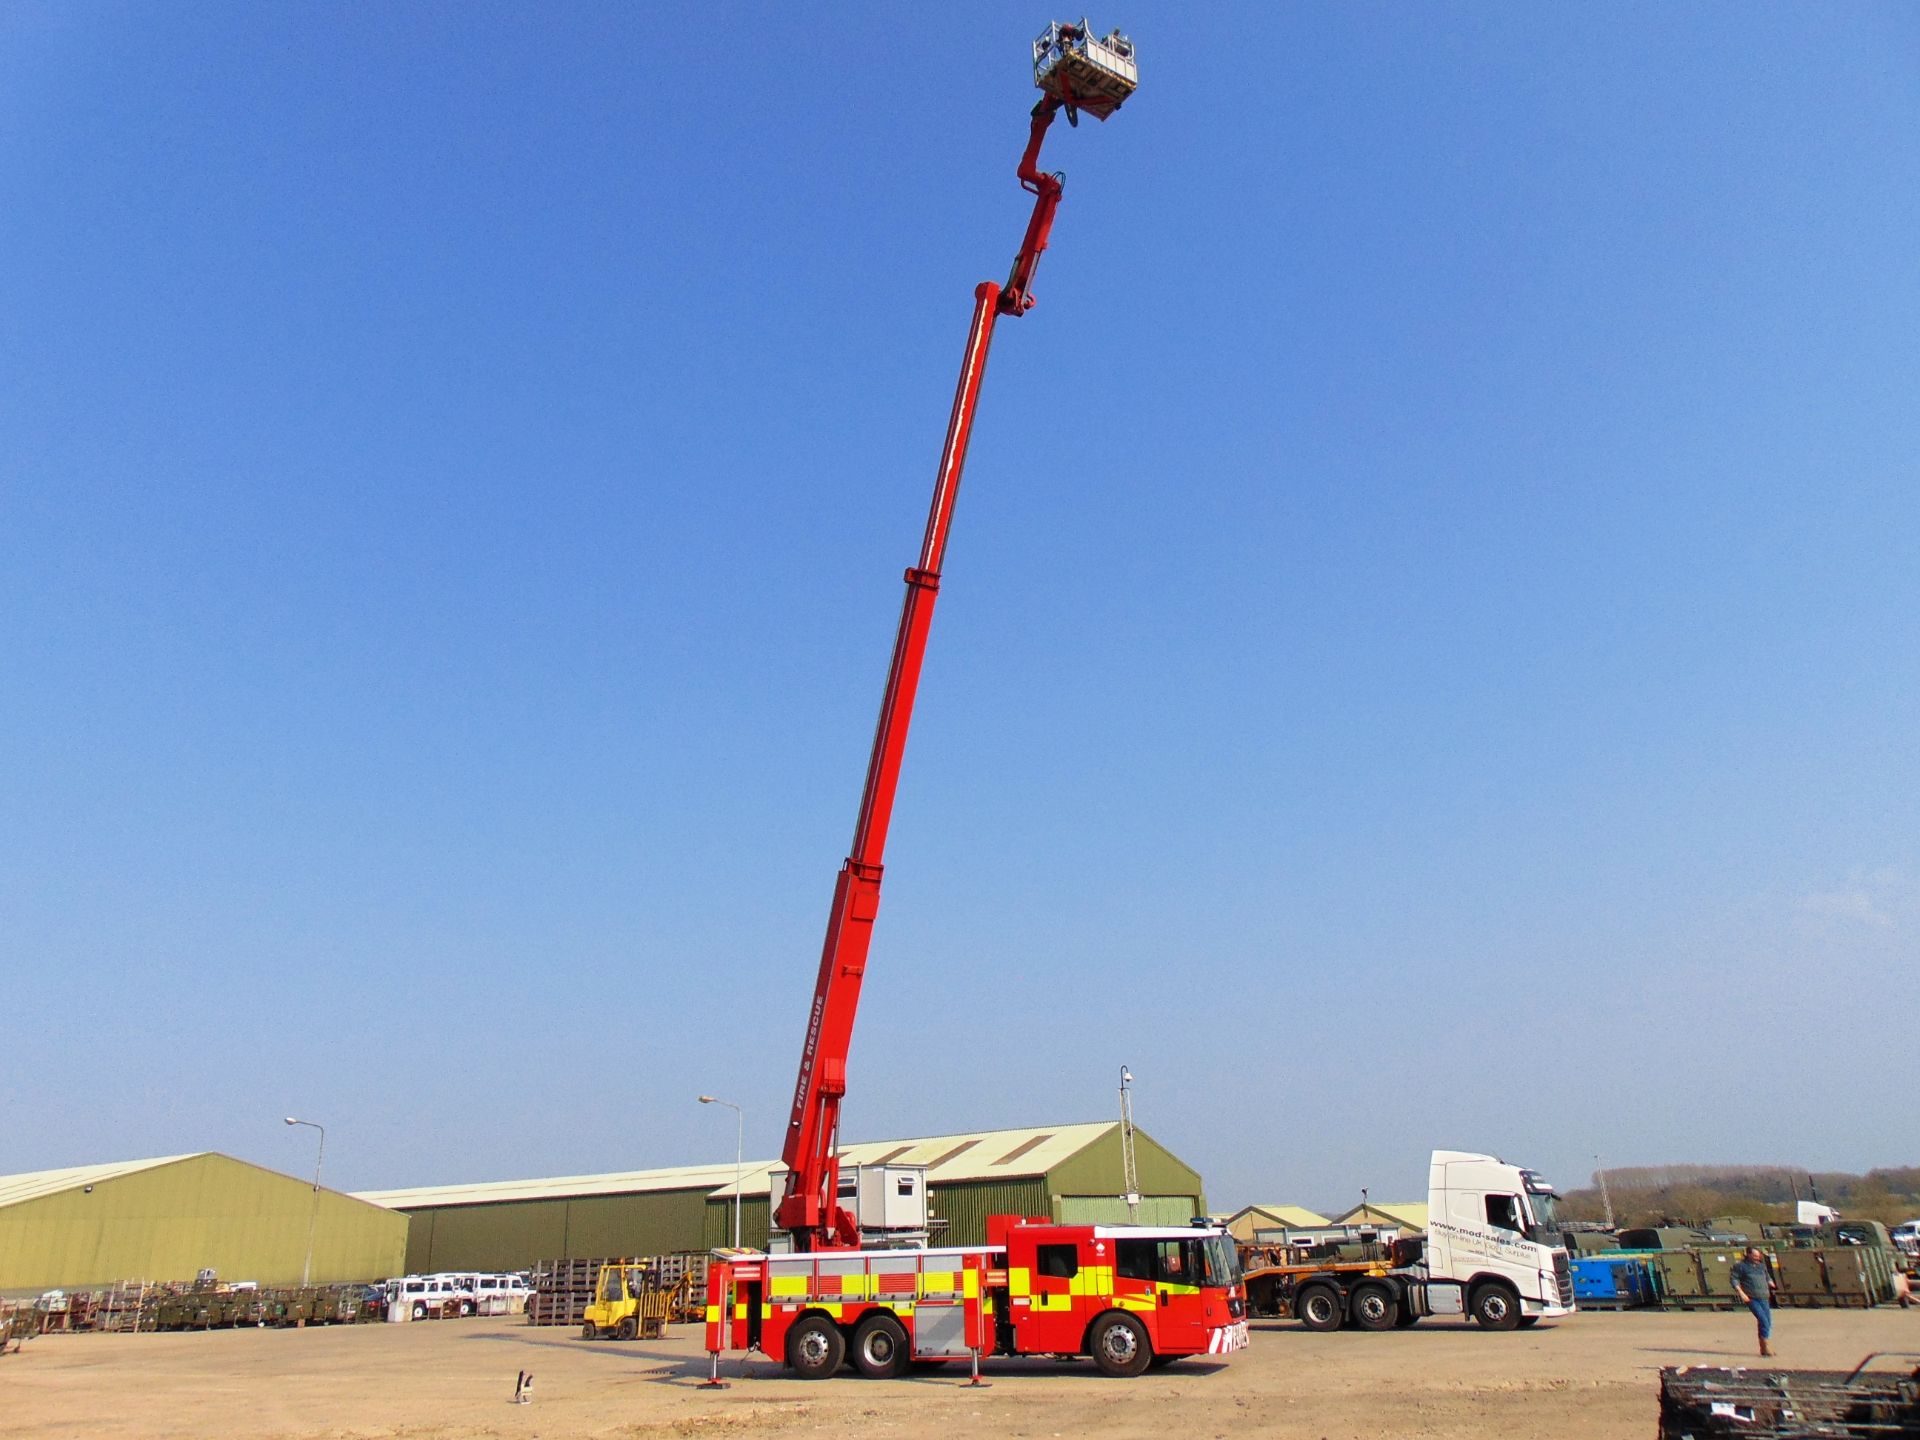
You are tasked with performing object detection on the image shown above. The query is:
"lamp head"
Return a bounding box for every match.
[698,1095,716,1105]
[284,1117,299,1126]
[1119,1067,1133,1086]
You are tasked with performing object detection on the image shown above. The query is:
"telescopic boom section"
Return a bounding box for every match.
[774,24,1136,1252]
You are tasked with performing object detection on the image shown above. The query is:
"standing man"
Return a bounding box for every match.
[1730,1245,1776,1358]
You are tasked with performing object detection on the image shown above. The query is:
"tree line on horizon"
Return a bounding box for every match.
[1558,1164,1920,1229]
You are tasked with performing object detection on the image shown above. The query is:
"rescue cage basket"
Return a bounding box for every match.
[1033,19,1138,119]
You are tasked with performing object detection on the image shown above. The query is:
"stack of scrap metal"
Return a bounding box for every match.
[1658,1359,1920,1439]
[0,1299,33,1352]
[654,1252,710,1324]
[90,1281,154,1332]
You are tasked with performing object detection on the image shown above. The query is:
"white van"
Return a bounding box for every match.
[388,1275,464,1320]
[471,1273,531,1316]
[430,1274,480,1316]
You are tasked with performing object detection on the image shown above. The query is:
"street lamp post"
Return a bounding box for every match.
[699,1096,744,1248]
[284,1117,326,1287]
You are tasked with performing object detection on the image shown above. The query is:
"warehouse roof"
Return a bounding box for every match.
[710,1122,1121,1198]
[0,1154,197,1209]
[354,1160,759,1211]
[1227,1203,1332,1230]
[355,1122,1124,1211]
[1329,1200,1429,1231]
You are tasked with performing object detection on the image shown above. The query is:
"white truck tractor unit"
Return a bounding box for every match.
[1415,1150,1575,1327]
[1242,1149,1575,1331]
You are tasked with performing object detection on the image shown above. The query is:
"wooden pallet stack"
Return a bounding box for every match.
[527,1258,623,1327]
[527,1254,714,1327]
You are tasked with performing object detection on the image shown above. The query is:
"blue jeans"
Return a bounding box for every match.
[1747,1297,1772,1340]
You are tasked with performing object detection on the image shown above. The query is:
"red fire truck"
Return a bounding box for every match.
[706,1219,1248,1379]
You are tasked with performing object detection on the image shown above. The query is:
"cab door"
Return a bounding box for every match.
[1015,1240,1085,1353]
[1123,1239,1207,1355]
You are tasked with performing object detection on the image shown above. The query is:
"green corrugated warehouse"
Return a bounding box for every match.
[0,1153,408,1294]
[358,1122,1206,1273]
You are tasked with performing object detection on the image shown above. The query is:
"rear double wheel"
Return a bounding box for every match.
[851,1313,910,1378]
[786,1315,846,1379]
[1348,1283,1396,1332]
[1295,1285,1342,1332]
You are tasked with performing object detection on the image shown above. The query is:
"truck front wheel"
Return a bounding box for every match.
[786,1316,846,1379]
[1470,1284,1521,1331]
[1348,1283,1395,1332]
[1088,1312,1153,1377]
[1296,1286,1341,1332]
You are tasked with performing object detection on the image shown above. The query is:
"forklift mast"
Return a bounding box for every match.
[772,22,1138,1252]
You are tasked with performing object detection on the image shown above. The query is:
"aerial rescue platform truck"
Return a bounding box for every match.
[702,22,1250,1380]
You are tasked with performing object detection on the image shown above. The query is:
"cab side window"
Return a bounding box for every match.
[1485,1194,1522,1232]
[1035,1244,1079,1280]
[1115,1240,1156,1280]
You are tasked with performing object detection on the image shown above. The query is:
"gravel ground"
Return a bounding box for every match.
[6,1305,1917,1439]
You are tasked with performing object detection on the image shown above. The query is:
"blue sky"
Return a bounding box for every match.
[3,3,1916,1213]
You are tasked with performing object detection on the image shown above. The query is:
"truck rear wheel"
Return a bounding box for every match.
[851,1313,910,1379]
[1088,1312,1152,1377]
[1348,1283,1395,1332]
[786,1315,846,1379]
[1470,1284,1521,1331]
[1296,1285,1341,1332]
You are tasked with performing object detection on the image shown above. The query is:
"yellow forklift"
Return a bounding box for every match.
[580,1262,670,1341]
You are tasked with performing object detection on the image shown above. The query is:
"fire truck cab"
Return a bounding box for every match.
[993,1218,1249,1375]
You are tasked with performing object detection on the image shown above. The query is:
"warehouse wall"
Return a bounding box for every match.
[388,1127,1210,1271]
[0,1155,406,1293]
[1045,1126,1205,1222]
[702,1194,770,1251]
[930,1178,1050,1246]
[401,1187,711,1273]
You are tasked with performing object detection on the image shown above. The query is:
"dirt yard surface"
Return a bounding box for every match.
[6,1308,1916,1440]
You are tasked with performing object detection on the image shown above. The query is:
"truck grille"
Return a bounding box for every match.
[1553,1252,1573,1307]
